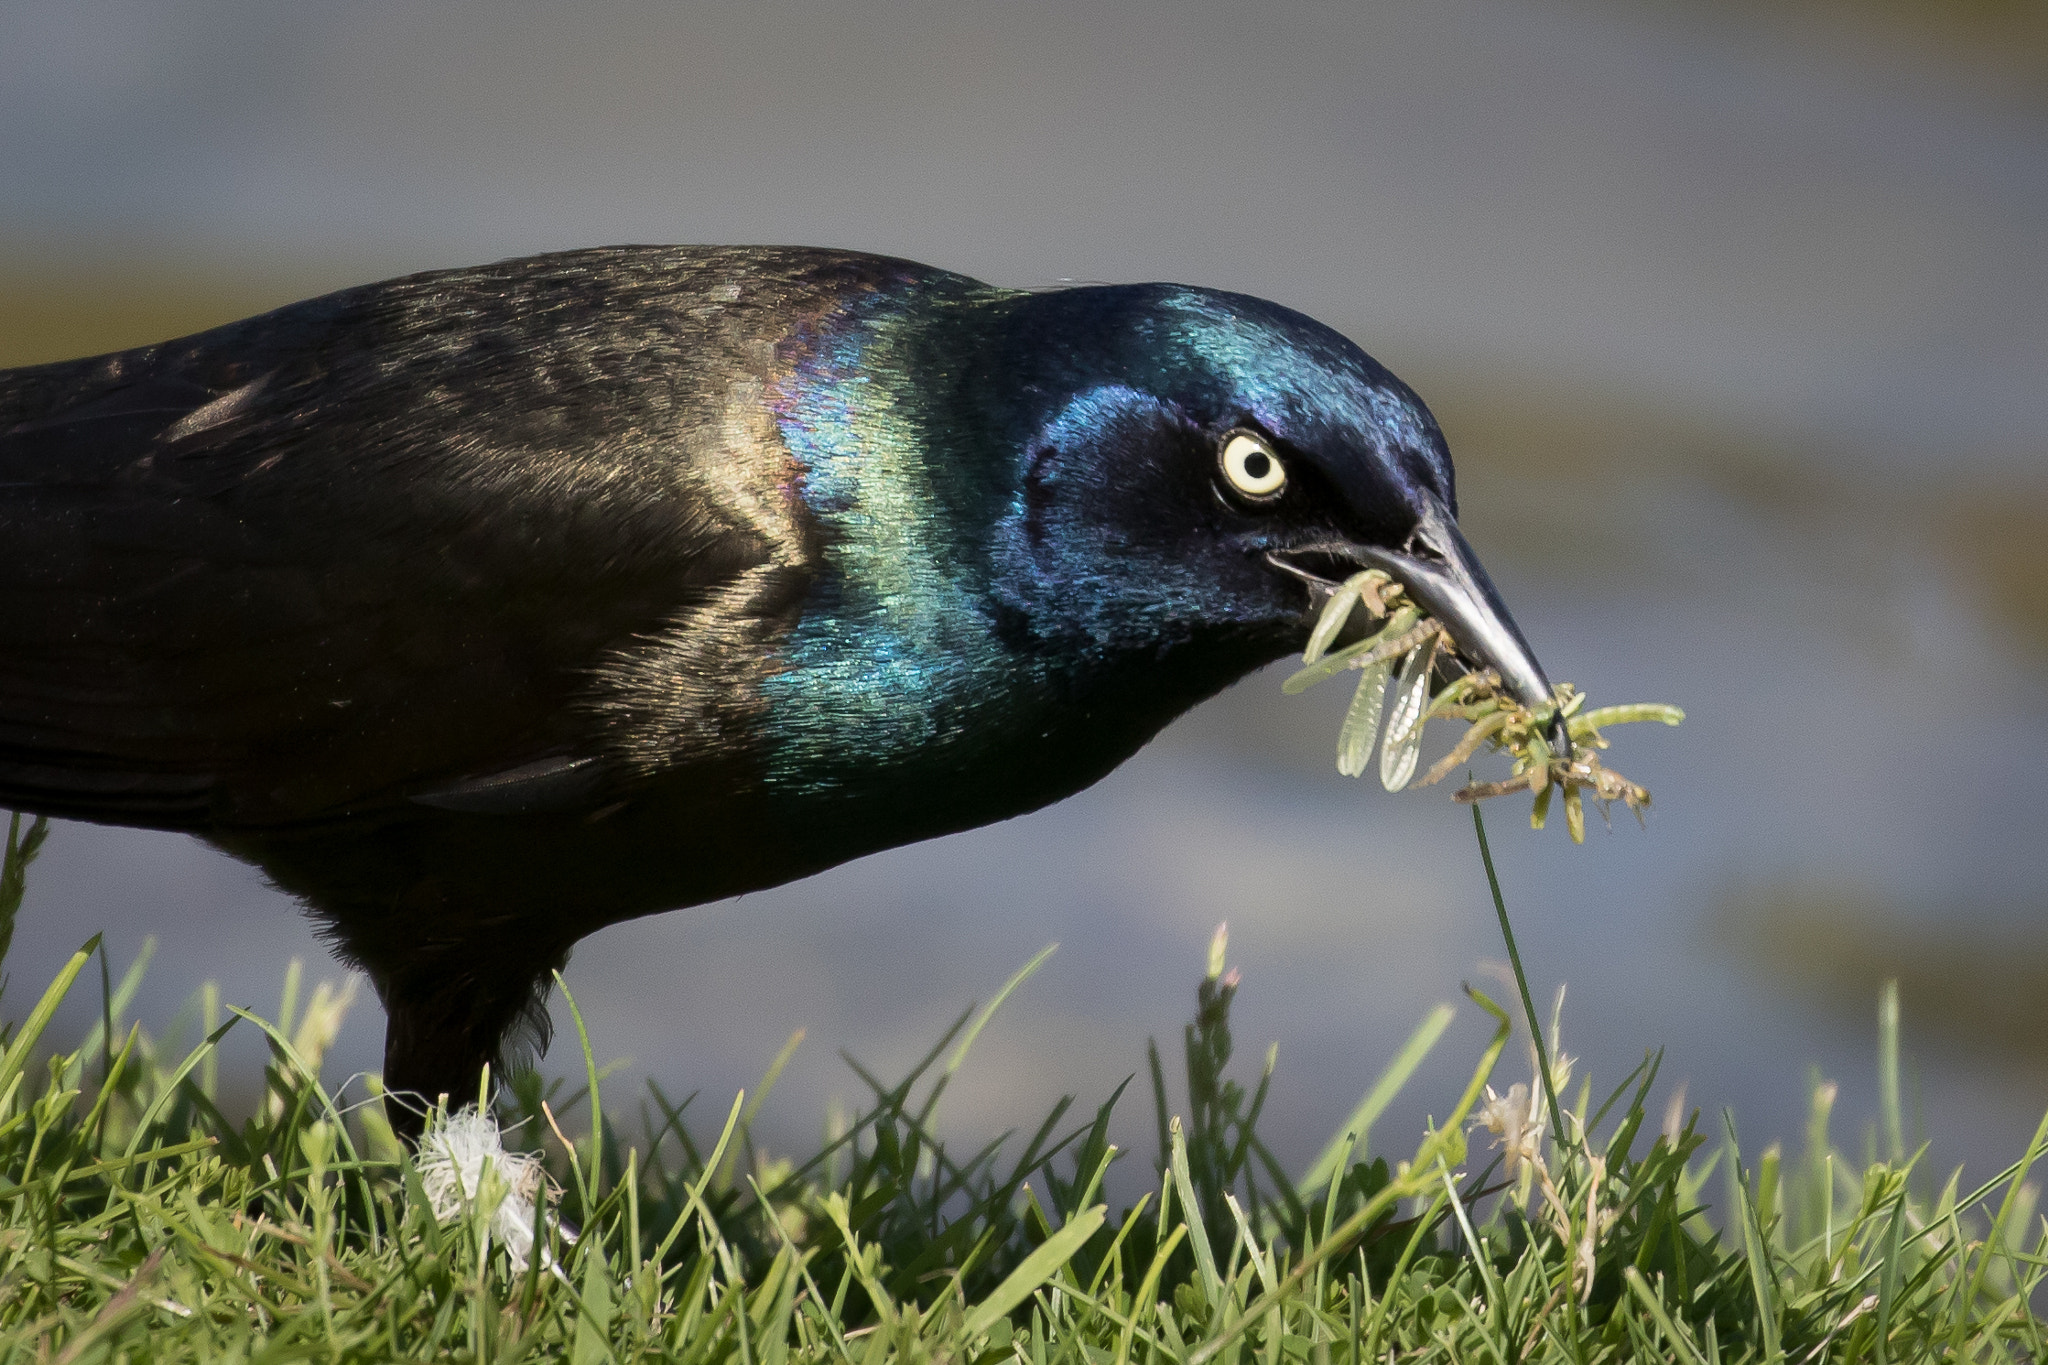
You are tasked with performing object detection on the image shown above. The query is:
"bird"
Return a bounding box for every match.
[0,245,1559,1133]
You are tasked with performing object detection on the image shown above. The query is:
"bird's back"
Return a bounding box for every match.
[0,246,939,832]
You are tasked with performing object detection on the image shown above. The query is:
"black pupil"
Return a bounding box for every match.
[1242,452,1272,481]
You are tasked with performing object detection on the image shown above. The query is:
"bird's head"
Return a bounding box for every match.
[979,282,1559,736]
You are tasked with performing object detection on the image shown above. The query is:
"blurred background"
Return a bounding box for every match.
[3,0,2046,1191]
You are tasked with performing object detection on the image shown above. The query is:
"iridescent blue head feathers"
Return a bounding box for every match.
[757,267,1557,815]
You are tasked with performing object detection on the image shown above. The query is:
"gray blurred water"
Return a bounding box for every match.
[3,0,2045,1190]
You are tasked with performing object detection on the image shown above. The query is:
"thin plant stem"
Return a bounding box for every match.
[1472,802,1567,1154]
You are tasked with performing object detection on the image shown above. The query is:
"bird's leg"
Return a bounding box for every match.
[369,940,571,1142]
[225,824,584,1143]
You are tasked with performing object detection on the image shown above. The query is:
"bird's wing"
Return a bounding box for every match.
[0,248,825,830]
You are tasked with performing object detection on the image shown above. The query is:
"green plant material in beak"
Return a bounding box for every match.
[1285,570,1685,842]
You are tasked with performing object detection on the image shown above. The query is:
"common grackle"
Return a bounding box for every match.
[0,247,1558,1131]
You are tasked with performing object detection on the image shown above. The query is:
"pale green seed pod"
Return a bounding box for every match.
[1336,657,1394,777]
[1380,641,1437,792]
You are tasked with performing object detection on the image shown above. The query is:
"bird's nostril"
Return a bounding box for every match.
[1402,531,1450,565]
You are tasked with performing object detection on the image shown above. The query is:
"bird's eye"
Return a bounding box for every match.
[1220,431,1287,501]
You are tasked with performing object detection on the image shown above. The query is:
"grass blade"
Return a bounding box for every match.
[0,936,98,1107]
[1300,1002,1455,1190]
[962,1204,1107,1336]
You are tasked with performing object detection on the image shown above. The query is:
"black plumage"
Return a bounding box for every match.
[0,246,1557,1129]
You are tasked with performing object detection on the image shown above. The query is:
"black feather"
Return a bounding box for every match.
[0,245,1526,1134]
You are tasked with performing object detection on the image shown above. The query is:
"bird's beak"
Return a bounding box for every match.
[1273,499,1570,755]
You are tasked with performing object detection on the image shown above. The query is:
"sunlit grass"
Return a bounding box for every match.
[2,808,2044,1361]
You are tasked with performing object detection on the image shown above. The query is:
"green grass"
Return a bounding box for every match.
[2,808,2045,1363]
